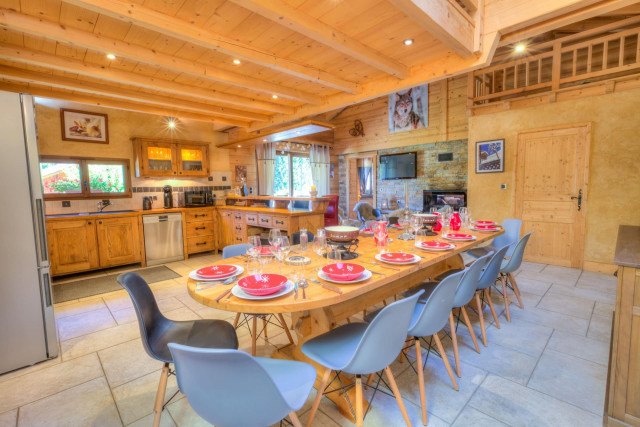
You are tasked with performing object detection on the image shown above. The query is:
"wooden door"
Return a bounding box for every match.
[177,144,209,177]
[515,123,590,268]
[96,217,141,267]
[47,219,99,275]
[218,211,235,248]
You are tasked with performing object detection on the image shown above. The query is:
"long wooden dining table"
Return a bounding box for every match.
[188,228,502,422]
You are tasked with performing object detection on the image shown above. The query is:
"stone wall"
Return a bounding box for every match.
[338,139,467,215]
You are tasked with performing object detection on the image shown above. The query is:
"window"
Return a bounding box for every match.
[40,157,131,199]
[273,153,313,197]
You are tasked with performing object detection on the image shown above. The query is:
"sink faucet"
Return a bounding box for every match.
[97,200,112,213]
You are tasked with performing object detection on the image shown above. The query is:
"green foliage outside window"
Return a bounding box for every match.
[273,154,313,196]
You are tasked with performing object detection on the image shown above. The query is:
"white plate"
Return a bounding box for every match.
[374,253,421,264]
[470,226,502,233]
[231,280,295,300]
[441,234,477,242]
[318,269,373,284]
[414,242,455,252]
[189,265,244,282]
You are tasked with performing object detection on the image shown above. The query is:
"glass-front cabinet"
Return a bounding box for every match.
[132,138,210,178]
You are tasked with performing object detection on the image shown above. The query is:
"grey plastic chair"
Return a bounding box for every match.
[290,230,315,246]
[475,245,510,346]
[168,344,316,427]
[467,218,522,259]
[301,290,424,426]
[406,271,463,425]
[117,273,238,427]
[497,231,534,322]
[222,243,294,355]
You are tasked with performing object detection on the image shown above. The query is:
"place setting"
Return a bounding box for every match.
[374,251,421,265]
[470,220,502,232]
[230,273,296,301]
[189,264,245,292]
[317,262,372,284]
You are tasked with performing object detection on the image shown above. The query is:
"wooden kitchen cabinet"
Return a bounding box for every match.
[132,137,210,178]
[96,217,141,267]
[218,210,236,248]
[47,219,99,276]
[185,208,216,255]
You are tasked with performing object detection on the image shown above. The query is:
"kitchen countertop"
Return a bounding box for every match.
[216,205,322,216]
[614,225,640,268]
[45,206,213,220]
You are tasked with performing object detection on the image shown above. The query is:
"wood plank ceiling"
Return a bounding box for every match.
[0,0,635,136]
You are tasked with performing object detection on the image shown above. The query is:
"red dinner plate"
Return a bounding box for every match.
[258,246,275,256]
[473,220,496,226]
[196,264,238,279]
[380,252,416,263]
[238,274,288,296]
[443,233,474,240]
[474,224,499,230]
[321,263,365,281]
[420,241,454,249]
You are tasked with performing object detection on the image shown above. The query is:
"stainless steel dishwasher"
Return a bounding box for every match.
[143,213,184,266]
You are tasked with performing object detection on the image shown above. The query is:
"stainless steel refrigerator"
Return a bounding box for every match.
[0,91,58,374]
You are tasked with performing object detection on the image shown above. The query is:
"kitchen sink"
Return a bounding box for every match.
[47,210,137,217]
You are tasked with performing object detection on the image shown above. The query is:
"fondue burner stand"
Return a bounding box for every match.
[324,238,359,260]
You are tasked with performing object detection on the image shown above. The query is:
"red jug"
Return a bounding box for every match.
[450,212,461,231]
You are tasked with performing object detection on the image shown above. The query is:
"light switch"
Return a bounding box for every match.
[500,184,507,190]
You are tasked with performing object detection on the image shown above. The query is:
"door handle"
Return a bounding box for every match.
[571,189,582,211]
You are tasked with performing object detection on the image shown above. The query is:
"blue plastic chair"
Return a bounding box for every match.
[222,244,294,355]
[168,344,316,427]
[406,271,463,425]
[497,231,534,322]
[301,290,424,426]
[474,245,510,345]
[467,218,522,259]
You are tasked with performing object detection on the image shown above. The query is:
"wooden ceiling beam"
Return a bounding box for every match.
[390,0,476,56]
[0,46,295,115]
[0,8,320,104]
[0,79,251,127]
[63,0,359,94]
[227,0,410,78]
[0,65,271,122]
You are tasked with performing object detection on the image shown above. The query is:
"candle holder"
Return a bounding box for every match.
[309,189,318,197]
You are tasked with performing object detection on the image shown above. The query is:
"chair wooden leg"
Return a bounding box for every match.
[355,374,364,427]
[461,306,480,353]
[501,275,512,322]
[508,273,524,309]
[474,292,488,347]
[448,314,461,378]
[432,334,459,391]
[305,368,332,427]
[484,289,501,329]
[152,363,170,427]
[415,339,428,426]
[346,318,352,324]
[233,313,240,328]
[364,372,375,390]
[289,411,302,427]
[251,316,257,356]
[277,313,295,345]
[384,366,412,427]
[382,299,388,307]
[263,316,268,338]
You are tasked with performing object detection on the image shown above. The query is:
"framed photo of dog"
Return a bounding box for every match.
[475,139,505,173]
[388,84,428,133]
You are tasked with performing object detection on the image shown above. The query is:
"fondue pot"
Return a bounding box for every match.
[325,226,360,242]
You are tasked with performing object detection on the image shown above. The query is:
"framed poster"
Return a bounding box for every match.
[235,165,247,182]
[476,139,505,173]
[388,84,428,133]
[60,109,109,144]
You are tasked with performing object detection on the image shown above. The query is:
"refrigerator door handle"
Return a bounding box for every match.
[35,198,49,265]
[39,268,58,357]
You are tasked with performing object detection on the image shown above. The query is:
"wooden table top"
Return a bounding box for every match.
[188,228,503,314]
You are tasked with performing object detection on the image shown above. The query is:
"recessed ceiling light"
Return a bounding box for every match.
[106,53,116,60]
[233,59,241,65]
[515,43,526,53]
[166,117,177,129]
[272,95,278,99]
[237,144,241,148]
[403,39,414,46]
[263,139,267,142]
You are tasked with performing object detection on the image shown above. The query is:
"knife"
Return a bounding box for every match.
[216,289,232,302]
[315,281,343,294]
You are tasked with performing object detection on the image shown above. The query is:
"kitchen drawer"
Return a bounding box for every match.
[187,235,215,253]
[272,216,289,230]
[186,221,214,237]
[232,234,244,244]
[232,223,245,234]
[245,214,258,226]
[232,212,244,224]
[257,215,272,227]
[185,210,213,222]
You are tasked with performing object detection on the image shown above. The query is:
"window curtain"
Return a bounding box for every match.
[357,166,371,195]
[256,142,276,195]
[309,144,330,196]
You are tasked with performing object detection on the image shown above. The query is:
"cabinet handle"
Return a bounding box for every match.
[195,242,207,246]
[179,172,182,174]
[261,218,268,223]
[235,226,242,231]
[87,221,92,225]
[195,226,206,230]
[195,214,205,218]
[276,220,283,225]
[173,171,177,175]
[98,221,102,224]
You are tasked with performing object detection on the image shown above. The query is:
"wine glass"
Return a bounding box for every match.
[313,236,327,260]
[412,215,422,236]
[278,236,291,264]
[269,229,281,247]
[397,216,410,240]
[430,207,439,215]
[247,235,261,258]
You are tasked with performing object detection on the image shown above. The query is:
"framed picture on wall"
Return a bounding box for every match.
[388,84,428,133]
[475,139,505,173]
[235,165,247,182]
[60,109,109,144]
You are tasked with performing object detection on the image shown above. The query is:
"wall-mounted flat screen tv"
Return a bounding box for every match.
[379,152,417,180]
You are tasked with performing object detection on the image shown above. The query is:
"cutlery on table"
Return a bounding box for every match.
[370,260,400,271]
[195,276,236,292]
[216,288,232,302]
[309,278,343,294]
[298,279,308,299]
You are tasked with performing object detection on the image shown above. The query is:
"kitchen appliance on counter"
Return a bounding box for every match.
[142,213,184,265]
[172,191,185,208]
[163,185,173,209]
[185,190,214,208]
[142,196,153,210]
[0,91,58,374]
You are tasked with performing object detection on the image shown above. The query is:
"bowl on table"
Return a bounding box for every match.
[321,263,365,281]
[238,273,288,296]
[325,226,360,242]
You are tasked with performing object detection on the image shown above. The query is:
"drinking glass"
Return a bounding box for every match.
[316,228,326,239]
[415,229,429,246]
[278,236,291,263]
[397,216,411,240]
[376,236,388,254]
[258,249,273,269]
[313,236,327,260]
[430,207,439,215]
[246,256,261,275]
[412,215,423,235]
[326,249,341,264]
[268,229,281,247]
[247,235,261,257]
[442,212,452,234]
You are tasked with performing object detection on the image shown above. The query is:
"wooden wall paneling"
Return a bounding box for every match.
[229,146,258,191]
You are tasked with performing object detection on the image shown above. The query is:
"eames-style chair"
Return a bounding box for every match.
[168,344,316,427]
[467,218,522,259]
[290,230,315,245]
[222,243,294,355]
[302,290,425,427]
[117,273,238,427]
[474,245,511,346]
[497,231,534,322]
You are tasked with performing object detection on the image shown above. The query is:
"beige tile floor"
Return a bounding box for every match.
[0,253,616,426]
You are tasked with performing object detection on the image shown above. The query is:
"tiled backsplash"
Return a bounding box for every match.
[132,185,231,192]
